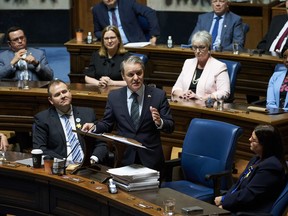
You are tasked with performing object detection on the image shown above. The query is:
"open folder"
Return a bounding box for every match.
[72,130,147,149]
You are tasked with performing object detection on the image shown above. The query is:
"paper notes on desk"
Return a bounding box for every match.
[124,42,150,48]
[247,106,286,115]
[247,106,267,113]
[107,164,160,191]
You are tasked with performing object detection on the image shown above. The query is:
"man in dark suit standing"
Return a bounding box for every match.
[82,56,174,173]
[92,0,160,45]
[257,0,288,55]
[33,80,108,165]
[188,0,244,51]
[0,26,53,81]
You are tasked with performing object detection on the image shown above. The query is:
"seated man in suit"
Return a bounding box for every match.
[92,0,160,45]
[82,55,174,175]
[188,0,244,51]
[0,26,54,81]
[33,80,109,165]
[257,0,288,55]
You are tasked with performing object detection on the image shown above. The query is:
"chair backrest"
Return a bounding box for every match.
[181,118,243,189]
[131,53,148,64]
[270,179,288,216]
[219,59,241,103]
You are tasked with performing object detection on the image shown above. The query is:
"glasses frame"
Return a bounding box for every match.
[191,45,207,51]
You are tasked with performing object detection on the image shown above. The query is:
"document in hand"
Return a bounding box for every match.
[72,130,147,149]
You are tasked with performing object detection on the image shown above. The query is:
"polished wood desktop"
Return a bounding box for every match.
[0,83,287,161]
[0,151,230,216]
[64,39,283,99]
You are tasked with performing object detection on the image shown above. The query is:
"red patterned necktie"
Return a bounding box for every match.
[274,28,288,51]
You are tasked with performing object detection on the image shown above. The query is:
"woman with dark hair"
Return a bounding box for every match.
[84,25,131,87]
[214,125,288,214]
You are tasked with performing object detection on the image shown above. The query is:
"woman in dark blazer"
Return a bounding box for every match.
[84,25,131,87]
[214,125,288,214]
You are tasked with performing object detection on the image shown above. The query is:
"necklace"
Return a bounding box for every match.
[191,69,201,85]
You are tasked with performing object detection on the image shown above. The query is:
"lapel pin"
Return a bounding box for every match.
[76,123,82,129]
[148,95,151,98]
[76,118,81,123]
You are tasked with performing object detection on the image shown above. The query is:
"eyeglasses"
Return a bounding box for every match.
[191,45,207,51]
[10,35,26,43]
[103,36,117,41]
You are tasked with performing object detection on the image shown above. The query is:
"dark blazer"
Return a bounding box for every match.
[222,156,286,213]
[0,47,53,81]
[33,106,108,162]
[257,14,288,52]
[92,0,160,42]
[84,52,131,80]
[188,11,244,51]
[95,85,174,171]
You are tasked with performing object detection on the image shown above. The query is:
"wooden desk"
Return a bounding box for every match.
[0,83,287,161]
[272,1,287,17]
[64,40,283,98]
[229,0,280,49]
[0,151,230,216]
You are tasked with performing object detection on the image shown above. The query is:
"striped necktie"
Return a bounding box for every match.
[62,114,83,163]
[110,8,118,27]
[274,28,288,52]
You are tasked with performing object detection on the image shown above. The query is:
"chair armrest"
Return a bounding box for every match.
[205,169,233,198]
[164,158,181,182]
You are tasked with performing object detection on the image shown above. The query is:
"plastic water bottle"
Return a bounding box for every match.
[87,32,92,44]
[167,36,173,48]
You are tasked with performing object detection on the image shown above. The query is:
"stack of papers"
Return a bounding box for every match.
[124,42,150,48]
[107,164,160,191]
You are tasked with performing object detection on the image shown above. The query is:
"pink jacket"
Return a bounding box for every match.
[172,56,230,99]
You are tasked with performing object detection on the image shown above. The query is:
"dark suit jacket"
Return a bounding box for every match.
[222,156,286,213]
[95,85,174,171]
[257,14,288,52]
[0,47,53,81]
[33,106,108,162]
[188,11,244,51]
[92,0,160,42]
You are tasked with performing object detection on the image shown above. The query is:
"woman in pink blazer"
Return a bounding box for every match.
[172,30,230,101]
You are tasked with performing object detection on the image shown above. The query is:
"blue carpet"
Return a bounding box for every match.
[39,47,70,83]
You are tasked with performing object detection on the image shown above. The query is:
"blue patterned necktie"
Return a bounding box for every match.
[130,93,139,128]
[212,16,222,44]
[62,114,83,163]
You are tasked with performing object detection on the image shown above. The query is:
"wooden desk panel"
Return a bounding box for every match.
[229,0,280,49]
[0,83,287,161]
[0,152,229,216]
[64,40,283,98]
